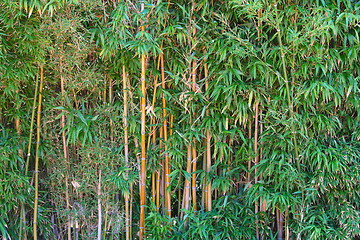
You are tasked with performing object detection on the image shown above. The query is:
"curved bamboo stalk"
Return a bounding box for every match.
[33,63,44,240]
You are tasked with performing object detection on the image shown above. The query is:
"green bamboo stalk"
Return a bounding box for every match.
[20,73,39,240]
[33,63,44,240]
[25,77,39,175]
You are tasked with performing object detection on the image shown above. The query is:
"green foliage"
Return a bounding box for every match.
[0,0,360,239]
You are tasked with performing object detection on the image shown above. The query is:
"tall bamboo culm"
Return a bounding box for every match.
[161,53,171,217]
[59,54,72,240]
[33,64,44,240]
[139,16,147,239]
[203,63,212,212]
[122,65,131,240]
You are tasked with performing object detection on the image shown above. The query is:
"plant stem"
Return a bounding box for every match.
[204,63,212,212]
[33,63,44,240]
[123,65,131,240]
[139,24,147,239]
[97,169,102,240]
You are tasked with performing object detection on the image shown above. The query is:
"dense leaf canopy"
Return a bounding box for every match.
[1,0,359,239]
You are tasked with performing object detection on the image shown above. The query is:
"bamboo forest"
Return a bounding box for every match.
[1,0,360,239]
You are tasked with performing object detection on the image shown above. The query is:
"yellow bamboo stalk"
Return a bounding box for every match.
[191,144,197,213]
[160,53,171,217]
[139,30,147,240]
[247,123,252,183]
[109,77,114,142]
[254,101,260,239]
[33,64,44,240]
[181,145,192,219]
[149,57,160,205]
[122,65,131,240]
[157,126,163,212]
[191,51,198,213]
[204,63,212,212]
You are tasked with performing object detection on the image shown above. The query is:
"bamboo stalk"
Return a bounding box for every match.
[25,78,39,175]
[15,109,25,240]
[60,54,72,240]
[181,145,192,219]
[139,25,147,240]
[33,64,44,240]
[149,57,160,205]
[190,33,198,212]
[21,75,39,240]
[97,169,102,240]
[254,101,260,239]
[201,144,206,210]
[191,144,197,213]
[161,53,171,217]
[204,63,212,212]
[157,125,164,212]
[247,123,252,183]
[109,77,114,142]
[275,4,299,239]
[122,65,131,240]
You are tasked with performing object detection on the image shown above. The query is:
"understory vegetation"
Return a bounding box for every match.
[1,0,360,239]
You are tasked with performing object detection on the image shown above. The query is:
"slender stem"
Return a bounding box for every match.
[274,2,300,169]
[25,77,39,174]
[254,101,260,239]
[139,25,147,240]
[33,64,44,240]
[60,54,72,240]
[97,169,102,240]
[161,53,171,217]
[181,145,192,219]
[191,144,197,213]
[204,63,212,212]
[123,65,131,240]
